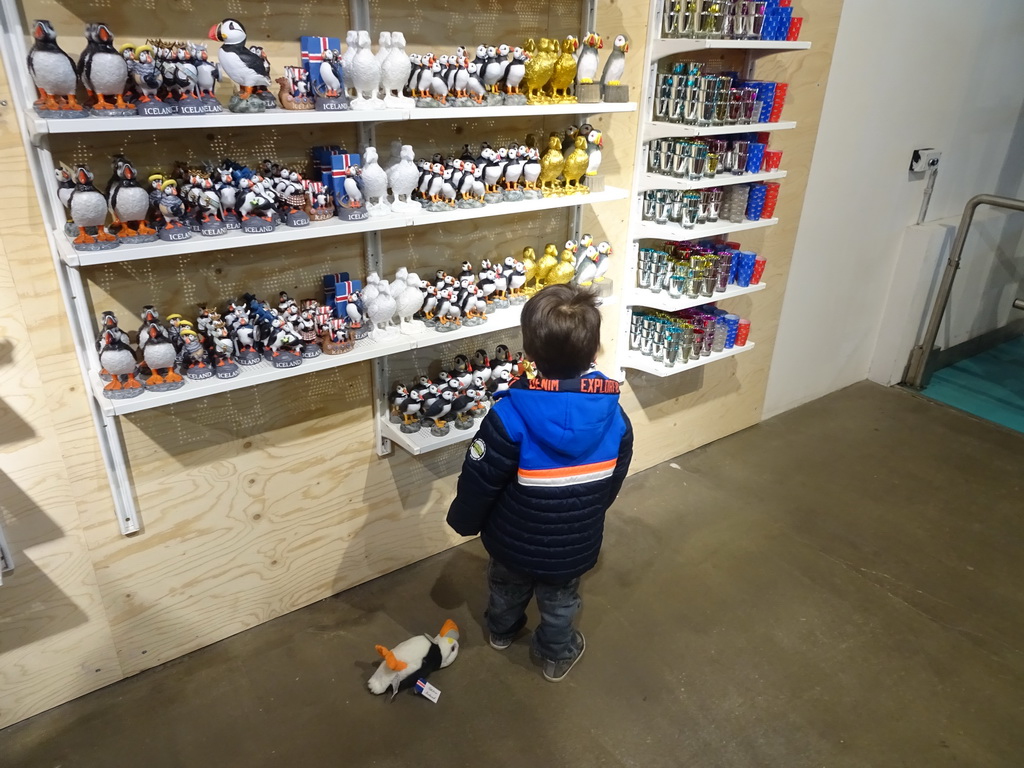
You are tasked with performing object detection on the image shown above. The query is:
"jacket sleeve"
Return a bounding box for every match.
[446,408,520,536]
[606,407,634,507]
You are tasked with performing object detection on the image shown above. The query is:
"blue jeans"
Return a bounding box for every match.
[486,558,583,661]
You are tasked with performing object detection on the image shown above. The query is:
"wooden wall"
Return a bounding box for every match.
[0,0,840,728]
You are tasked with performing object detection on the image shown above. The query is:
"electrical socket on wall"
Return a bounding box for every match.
[910,148,942,173]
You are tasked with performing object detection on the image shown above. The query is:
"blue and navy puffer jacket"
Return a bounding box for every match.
[446,371,633,582]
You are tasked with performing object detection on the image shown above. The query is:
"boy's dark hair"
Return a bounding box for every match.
[520,284,601,379]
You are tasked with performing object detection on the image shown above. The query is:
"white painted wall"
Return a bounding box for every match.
[763,0,1024,417]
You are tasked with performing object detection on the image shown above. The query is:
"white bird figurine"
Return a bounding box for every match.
[341,30,359,99]
[350,30,384,109]
[367,279,397,333]
[586,129,603,176]
[388,144,420,212]
[593,241,613,282]
[600,34,628,88]
[362,271,381,305]
[576,32,602,85]
[361,147,391,216]
[397,271,427,333]
[381,31,413,107]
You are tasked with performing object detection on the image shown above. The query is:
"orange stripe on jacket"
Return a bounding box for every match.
[518,459,617,479]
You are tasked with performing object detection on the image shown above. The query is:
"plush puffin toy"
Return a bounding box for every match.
[367,619,460,700]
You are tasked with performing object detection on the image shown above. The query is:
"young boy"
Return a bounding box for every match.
[446,284,634,682]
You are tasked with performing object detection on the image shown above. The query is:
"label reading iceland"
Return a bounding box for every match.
[469,438,486,461]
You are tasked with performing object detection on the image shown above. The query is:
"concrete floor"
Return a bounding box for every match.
[4,382,1024,767]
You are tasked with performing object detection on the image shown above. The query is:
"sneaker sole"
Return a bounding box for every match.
[543,635,586,683]
[489,638,513,651]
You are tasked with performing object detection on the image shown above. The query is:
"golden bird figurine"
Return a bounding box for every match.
[525,38,558,102]
[534,243,559,289]
[561,135,590,193]
[547,36,579,101]
[538,135,565,194]
[522,246,538,294]
[546,247,577,286]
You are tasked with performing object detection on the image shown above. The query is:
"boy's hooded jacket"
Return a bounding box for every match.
[446,372,633,581]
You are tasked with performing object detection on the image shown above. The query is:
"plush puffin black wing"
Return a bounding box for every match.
[396,641,443,692]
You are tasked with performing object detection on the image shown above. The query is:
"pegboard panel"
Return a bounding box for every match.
[82,236,365,339]
[371,0,584,53]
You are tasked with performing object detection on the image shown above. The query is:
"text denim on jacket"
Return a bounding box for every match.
[447,372,634,582]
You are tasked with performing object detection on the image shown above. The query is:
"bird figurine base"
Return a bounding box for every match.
[492,297,511,311]
[285,210,311,227]
[429,421,451,437]
[584,175,605,193]
[73,231,121,252]
[322,336,354,355]
[351,96,385,110]
[103,378,144,399]
[509,293,528,306]
[383,94,415,109]
[484,92,504,107]
[115,227,158,245]
[522,188,544,201]
[399,319,426,335]
[389,198,420,213]
[254,90,278,109]
[366,200,393,218]
[414,96,443,109]
[175,100,207,117]
[602,84,629,103]
[502,189,525,203]
[456,197,484,210]
[88,105,135,117]
[34,105,89,119]
[241,217,275,234]
[185,365,215,380]
[399,420,421,434]
[450,96,479,109]
[577,83,602,103]
[221,212,242,230]
[301,343,322,359]
[227,93,266,113]
[200,96,224,113]
[315,95,350,112]
[137,101,175,117]
[434,320,462,334]
[504,93,528,107]
[483,191,504,205]
[143,376,185,393]
[264,350,303,369]
[463,315,487,327]
[236,349,262,365]
[200,219,227,237]
[590,277,614,298]
[421,200,451,213]
[453,413,475,430]
[214,361,240,379]
[336,205,369,223]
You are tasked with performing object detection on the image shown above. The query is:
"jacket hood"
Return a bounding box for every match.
[503,373,621,460]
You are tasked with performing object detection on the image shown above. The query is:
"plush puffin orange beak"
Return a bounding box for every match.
[124,165,135,180]
[208,23,221,42]
[98,25,111,42]
[76,169,88,184]
[33,22,45,40]
[439,619,459,639]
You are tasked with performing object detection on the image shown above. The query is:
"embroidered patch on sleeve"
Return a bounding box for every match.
[469,438,486,461]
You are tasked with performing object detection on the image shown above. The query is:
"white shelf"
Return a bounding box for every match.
[639,169,787,191]
[644,120,796,142]
[626,281,766,311]
[381,415,482,456]
[650,38,811,60]
[93,303,525,416]
[622,341,755,377]
[29,102,637,138]
[60,187,629,267]
[636,217,777,242]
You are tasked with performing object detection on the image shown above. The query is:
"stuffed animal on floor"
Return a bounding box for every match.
[367,619,460,699]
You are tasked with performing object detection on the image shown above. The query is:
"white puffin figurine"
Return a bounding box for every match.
[341,31,359,99]
[360,147,391,216]
[367,279,397,333]
[208,19,270,111]
[381,31,413,107]
[375,31,392,68]
[388,144,421,212]
[396,271,427,334]
[573,244,600,286]
[601,34,629,88]
[343,166,364,208]
[318,48,343,98]
[350,30,384,109]
[502,47,527,95]
[576,32,603,85]
[593,240,613,283]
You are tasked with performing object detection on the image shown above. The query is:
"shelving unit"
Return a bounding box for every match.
[27,101,638,139]
[625,281,766,312]
[639,169,786,191]
[59,186,629,267]
[616,2,809,380]
[0,0,636,534]
[621,341,756,377]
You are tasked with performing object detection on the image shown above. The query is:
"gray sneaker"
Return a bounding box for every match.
[542,631,586,683]
[489,633,515,650]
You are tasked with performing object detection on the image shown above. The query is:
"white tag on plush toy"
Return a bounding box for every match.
[414,679,441,702]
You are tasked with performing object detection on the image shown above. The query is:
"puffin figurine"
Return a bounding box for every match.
[191,43,221,107]
[27,20,86,116]
[208,19,270,112]
[388,145,421,212]
[78,23,133,114]
[576,32,603,85]
[342,166,364,209]
[108,157,157,242]
[562,135,591,193]
[547,244,577,285]
[341,31,360,99]
[535,242,559,288]
[601,34,629,89]
[381,31,413,107]
[128,46,171,114]
[141,324,184,390]
[98,331,142,398]
[54,166,76,231]
[522,146,542,195]
[366,622,458,700]
[422,389,455,434]
[360,147,390,216]
[538,135,566,194]
[573,245,600,286]
[502,47,527,98]
[547,36,578,101]
[350,30,384,109]
[586,129,604,177]
[521,246,538,293]
[593,241,613,283]
[69,165,118,250]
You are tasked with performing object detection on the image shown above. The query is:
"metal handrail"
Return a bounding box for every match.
[903,194,1024,389]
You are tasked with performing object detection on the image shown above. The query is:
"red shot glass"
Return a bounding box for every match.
[751,258,766,284]
[735,319,751,346]
[763,150,783,171]
[786,17,803,40]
